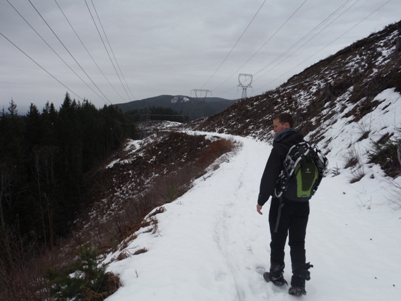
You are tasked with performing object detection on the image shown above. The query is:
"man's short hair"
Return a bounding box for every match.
[274,113,294,128]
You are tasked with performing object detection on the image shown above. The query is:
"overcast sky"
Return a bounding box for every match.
[1,0,400,114]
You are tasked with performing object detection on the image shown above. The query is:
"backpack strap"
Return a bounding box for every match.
[274,196,284,233]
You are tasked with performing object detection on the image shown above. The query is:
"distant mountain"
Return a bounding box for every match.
[114,95,237,120]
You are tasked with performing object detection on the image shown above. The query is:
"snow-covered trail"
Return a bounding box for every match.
[105,134,401,301]
[308,172,401,301]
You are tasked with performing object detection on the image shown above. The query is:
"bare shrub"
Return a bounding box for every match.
[357,131,370,142]
[0,226,54,301]
[331,164,341,177]
[350,171,365,184]
[349,155,365,183]
[368,138,401,178]
[196,139,234,167]
[117,250,130,261]
[344,148,365,183]
[133,248,148,255]
[344,155,359,169]
[385,179,401,209]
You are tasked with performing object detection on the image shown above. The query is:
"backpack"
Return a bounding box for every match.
[274,141,328,202]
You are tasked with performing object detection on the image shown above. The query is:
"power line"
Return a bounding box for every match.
[254,0,359,86]
[84,0,132,102]
[254,0,391,92]
[210,0,308,93]
[90,0,135,101]
[253,0,352,78]
[0,31,83,101]
[54,0,128,104]
[5,0,108,103]
[3,2,134,126]
[2,28,135,127]
[202,0,267,88]
[240,0,308,73]
[50,0,135,125]
[27,0,112,104]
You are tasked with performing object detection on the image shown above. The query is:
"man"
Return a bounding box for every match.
[257,113,313,297]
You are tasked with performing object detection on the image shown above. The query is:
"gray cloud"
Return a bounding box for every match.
[1,0,400,113]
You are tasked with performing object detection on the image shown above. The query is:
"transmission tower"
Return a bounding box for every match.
[238,73,253,99]
[190,89,212,98]
[189,89,211,119]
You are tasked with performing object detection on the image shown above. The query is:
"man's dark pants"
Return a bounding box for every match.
[268,197,309,277]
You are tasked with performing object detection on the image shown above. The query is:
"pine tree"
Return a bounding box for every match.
[44,246,118,300]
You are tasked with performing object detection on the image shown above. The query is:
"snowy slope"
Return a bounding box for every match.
[103,129,401,301]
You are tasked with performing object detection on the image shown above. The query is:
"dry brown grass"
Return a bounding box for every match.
[133,248,148,255]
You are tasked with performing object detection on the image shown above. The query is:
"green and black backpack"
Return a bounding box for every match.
[274,141,328,202]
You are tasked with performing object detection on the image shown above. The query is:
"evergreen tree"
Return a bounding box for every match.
[79,99,103,172]
[0,95,137,264]
[0,100,26,230]
[45,246,119,300]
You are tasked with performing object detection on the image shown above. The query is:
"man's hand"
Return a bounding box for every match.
[257,204,263,215]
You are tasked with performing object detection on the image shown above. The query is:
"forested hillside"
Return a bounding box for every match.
[115,95,236,121]
[0,93,135,249]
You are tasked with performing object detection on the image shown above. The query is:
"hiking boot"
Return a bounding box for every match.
[289,262,313,296]
[292,262,313,281]
[288,286,306,296]
[263,262,287,286]
[263,271,288,286]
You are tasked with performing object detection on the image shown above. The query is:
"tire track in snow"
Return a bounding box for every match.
[211,136,274,300]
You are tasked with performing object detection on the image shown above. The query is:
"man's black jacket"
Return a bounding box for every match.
[257,129,304,207]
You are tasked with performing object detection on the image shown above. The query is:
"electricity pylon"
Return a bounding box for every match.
[190,89,212,98]
[238,73,253,99]
[189,89,211,119]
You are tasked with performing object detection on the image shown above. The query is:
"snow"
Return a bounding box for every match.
[103,124,401,300]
